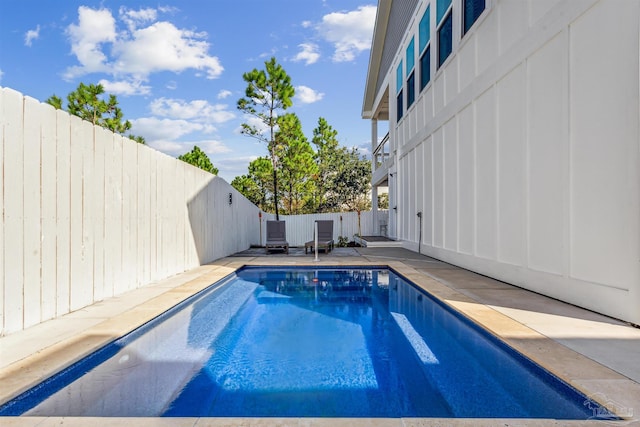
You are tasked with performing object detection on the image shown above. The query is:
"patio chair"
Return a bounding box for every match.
[305,220,334,254]
[265,220,289,254]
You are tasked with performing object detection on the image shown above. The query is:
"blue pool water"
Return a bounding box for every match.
[0,267,615,419]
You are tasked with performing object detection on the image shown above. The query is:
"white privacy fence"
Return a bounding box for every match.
[0,87,386,335]
[0,87,262,334]
[260,211,387,247]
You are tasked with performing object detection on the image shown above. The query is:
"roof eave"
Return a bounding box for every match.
[362,0,392,119]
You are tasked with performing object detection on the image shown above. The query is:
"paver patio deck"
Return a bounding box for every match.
[1,247,638,426]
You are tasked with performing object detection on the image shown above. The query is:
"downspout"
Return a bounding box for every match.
[417,211,422,254]
[259,211,263,246]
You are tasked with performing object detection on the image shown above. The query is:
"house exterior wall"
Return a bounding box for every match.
[376,0,420,96]
[372,0,640,324]
[0,87,262,335]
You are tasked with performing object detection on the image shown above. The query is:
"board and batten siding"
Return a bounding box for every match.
[386,0,640,324]
[0,87,262,334]
[376,0,420,97]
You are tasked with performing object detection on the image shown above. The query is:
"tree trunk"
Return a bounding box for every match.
[272,167,279,221]
[289,180,293,215]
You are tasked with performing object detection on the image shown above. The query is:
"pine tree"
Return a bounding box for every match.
[45,82,145,143]
[276,113,318,214]
[178,146,218,175]
[237,57,295,219]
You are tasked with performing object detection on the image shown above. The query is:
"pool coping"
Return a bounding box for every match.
[0,255,638,426]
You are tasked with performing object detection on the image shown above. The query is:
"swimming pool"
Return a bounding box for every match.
[0,266,615,418]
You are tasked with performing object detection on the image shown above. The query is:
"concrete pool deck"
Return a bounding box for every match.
[1,247,639,426]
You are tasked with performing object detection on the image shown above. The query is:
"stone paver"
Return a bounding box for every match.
[1,247,638,426]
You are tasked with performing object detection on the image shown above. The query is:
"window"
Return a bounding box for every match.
[436,0,452,22]
[406,38,415,76]
[463,0,485,35]
[437,8,453,67]
[396,61,404,121]
[419,6,430,52]
[407,72,415,107]
[420,46,431,90]
[406,38,415,108]
[419,6,431,91]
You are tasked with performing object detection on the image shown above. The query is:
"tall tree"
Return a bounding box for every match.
[237,57,295,220]
[329,147,371,212]
[311,117,341,212]
[46,82,145,143]
[178,145,218,175]
[378,192,389,209]
[128,134,146,145]
[276,113,318,214]
[231,157,274,211]
[231,175,262,207]
[46,94,63,110]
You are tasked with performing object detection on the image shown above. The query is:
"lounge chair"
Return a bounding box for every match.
[265,220,289,254]
[305,220,334,254]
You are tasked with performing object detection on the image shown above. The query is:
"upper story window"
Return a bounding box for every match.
[406,37,416,108]
[437,0,453,68]
[396,61,404,122]
[419,6,431,91]
[463,0,486,35]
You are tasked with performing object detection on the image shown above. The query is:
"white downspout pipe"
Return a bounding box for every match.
[314,220,319,262]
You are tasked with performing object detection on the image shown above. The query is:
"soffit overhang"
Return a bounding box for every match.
[362,0,392,119]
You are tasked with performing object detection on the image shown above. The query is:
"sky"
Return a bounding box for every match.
[0,0,378,182]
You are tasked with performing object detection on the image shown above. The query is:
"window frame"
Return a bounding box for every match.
[405,37,416,109]
[418,6,431,92]
[437,5,453,69]
[407,71,415,107]
[420,45,431,91]
[462,0,486,36]
[396,61,404,122]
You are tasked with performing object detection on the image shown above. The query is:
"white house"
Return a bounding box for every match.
[363,0,640,325]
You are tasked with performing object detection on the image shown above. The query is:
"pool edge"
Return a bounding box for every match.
[1,256,637,424]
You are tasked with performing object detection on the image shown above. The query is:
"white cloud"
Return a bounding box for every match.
[147,139,186,156]
[0,69,4,83]
[149,97,235,123]
[355,143,371,158]
[317,5,376,62]
[146,138,230,159]
[166,80,177,90]
[236,115,271,137]
[98,78,151,96]
[258,48,278,60]
[215,155,261,181]
[134,97,235,161]
[295,85,324,104]
[112,21,223,79]
[200,139,232,155]
[131,117,211,141]
[65,7,116,76]
[292,43,320,65]
[217,89,232,99]
[64,6,223,82]
[119,6,157,31]
[301,20,312,29]
[25,25,40,46]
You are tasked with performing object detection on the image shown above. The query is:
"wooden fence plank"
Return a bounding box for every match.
[3,88,25,333]
[92,127,107,302]
[22,96,42,328]
[40,101,57,321]
[55,110,71,316]
[0,89,4,331]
